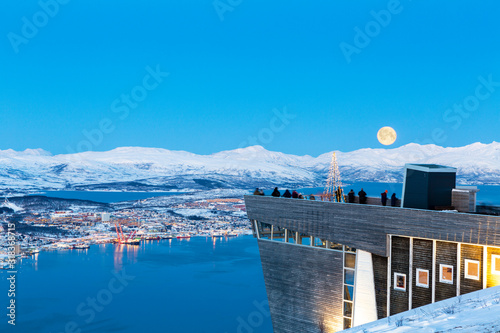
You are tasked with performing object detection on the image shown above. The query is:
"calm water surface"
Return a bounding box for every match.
[0,236,272,333]
[28,191,187,203]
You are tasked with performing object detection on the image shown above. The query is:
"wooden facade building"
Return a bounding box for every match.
[245,164,500,332]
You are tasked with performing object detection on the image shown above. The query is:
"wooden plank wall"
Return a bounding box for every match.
[257,239,344,333]
[460,244,483,295]
[412,239,433,308]
[371,254,388,319]
[487,247,500,288]
[435,241,458,302]
[390,237,410,315]
[245,195,500,257]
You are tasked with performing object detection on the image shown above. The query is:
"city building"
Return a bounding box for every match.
[244,164,500,332]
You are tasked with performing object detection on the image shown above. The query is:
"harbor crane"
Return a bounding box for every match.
[114,221,140,245]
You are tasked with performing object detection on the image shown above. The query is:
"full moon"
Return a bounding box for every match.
[377,126,397,145]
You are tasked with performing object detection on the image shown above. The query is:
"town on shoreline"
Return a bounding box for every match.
[0,194,251,267]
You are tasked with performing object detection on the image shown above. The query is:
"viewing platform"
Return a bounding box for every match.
[245,164,500,332]
[245,195,500,257]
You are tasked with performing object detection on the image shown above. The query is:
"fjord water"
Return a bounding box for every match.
[0,237,272,333]
[29,191,186,203]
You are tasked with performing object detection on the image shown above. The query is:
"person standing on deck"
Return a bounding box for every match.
[381,190,388,206]
[391,193,397,207]
[282,189,292,198]
[348,189,355,203]
[358,188,367,204]
[271,187,281,197]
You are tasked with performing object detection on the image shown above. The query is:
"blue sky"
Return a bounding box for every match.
[1,0,499,156]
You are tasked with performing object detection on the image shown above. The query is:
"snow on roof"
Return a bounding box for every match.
[344,286,500,332]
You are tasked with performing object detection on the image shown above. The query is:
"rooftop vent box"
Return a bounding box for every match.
[401,164,457,210]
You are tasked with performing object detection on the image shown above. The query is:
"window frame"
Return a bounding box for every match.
[492,254,500,275]
[464,259,480,280]
[415,268,429,288]
[439,264,454,284]
[393,272,406,291]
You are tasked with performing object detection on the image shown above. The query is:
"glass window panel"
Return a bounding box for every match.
[344,269,355,285]
[344,285,354,301]
[345,253,356,268]
[394,273,406,291]
[330,242,343,251]
[343,302,353,317]
[440,264,454,284]
[493,255,500,275]
[344,245,356,253]
[258,222,272,240]
[465,259,480,280]
[416,269,429,288]
[314,238,325,248]
[343,317,352,329]
[300,236,311,246]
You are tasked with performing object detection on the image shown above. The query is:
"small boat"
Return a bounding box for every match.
[142,235,160,240]
[113,238,141,245]
[212,232,225,238]
[226,232,238,237]
[124,238,141,245]
[161,234,174,239]
[176,234,191,239]
[72,243,90,249]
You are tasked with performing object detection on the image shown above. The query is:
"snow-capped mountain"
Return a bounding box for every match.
[1,142,500,193]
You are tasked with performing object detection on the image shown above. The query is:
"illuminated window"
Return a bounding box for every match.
[343,318,352,329]
[492,255,500,275]
[464,259,480,280]
[439,264,454,284]
[394,273,406,291]
[330,242,343,251]
[345,253,356,268]
[416,269,429,288]
[343,301,353,317]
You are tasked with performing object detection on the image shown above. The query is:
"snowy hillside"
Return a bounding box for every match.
[1,142,500,192]
[345,286,500,332]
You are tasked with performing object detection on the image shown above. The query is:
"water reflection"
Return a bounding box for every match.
[33,253,38,271]
[113,244,139,271]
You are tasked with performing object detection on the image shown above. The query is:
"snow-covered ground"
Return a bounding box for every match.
[2,142,500,192]
[172,208,217,218]
[345,286,500,332]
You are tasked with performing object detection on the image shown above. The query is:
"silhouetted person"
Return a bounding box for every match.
[391,193,397,207]
[292,190,299,198]
[282,190,292,198]
[253,188,261,195]
[271,187,281,197]
[309,194,316,200]
[381,190,388,206]
[336,188,343,202]
[298,194,304,199]
[348,189,355,203]
[259,189,264,196]
[358,188,367,204]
